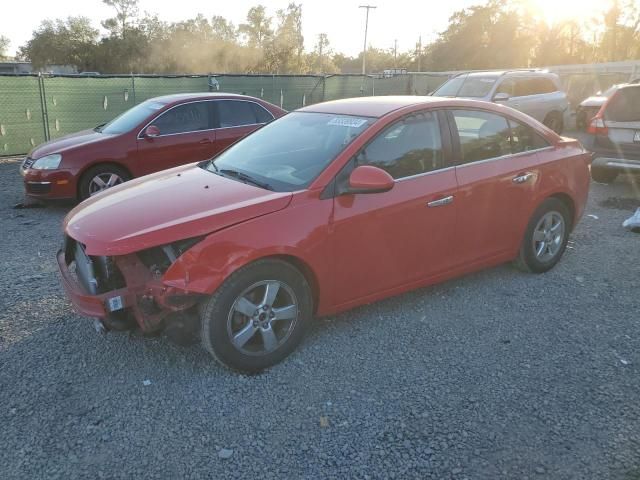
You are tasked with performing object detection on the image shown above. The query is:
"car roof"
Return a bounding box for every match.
[298,96,447,118]
[150,92,266,105]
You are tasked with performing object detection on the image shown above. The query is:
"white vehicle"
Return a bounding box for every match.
[433,70,569,134]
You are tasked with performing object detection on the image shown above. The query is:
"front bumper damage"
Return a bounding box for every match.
[57,236,202,333]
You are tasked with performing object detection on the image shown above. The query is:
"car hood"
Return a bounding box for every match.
[580,96,607,108]
[64,163,293,256]
[30,129,113,158]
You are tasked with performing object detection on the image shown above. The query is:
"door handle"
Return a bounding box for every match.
[512,172,534,184]
[427,195,454,207]
[199,139,212,144]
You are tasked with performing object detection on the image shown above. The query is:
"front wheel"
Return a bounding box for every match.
[200,259,313,373]
[78,164,131,201]
[514,198,571,273]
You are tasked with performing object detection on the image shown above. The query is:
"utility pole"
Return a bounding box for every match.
[393,39,398,68]
[359,5,377,75]
[417,35,422,72]
[318,33,327,73]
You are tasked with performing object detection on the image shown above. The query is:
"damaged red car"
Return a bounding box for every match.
[58,96,591,372]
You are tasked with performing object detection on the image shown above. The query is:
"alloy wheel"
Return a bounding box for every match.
[226,280,299,356]
[89,172,124,196]
[532,211,565,262]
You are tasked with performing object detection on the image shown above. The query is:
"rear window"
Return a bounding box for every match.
[606,87,640,122]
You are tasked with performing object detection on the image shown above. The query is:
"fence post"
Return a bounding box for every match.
[131,74,136,104]
[322,75,326,103]
[37,73,50,142]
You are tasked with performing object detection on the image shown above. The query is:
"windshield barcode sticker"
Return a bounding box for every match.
[328,117,368,128]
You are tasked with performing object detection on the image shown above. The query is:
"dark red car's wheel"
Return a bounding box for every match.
[79,164,131,201]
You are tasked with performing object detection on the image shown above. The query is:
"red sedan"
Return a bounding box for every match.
[21,93,285,200]
[58,96,591,372]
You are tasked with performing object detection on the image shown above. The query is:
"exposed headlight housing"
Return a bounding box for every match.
[31,154,62,170]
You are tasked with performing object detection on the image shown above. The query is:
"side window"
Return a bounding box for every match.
[252,103,275,123]
[150,102,210,135]
[495,78,515,96]
[514,78,534,97]
[217,100,259,128]
[509,119,550,153]
[358,111,443,179]
[452,110,511,163]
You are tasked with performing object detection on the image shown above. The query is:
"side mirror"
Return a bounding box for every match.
[344,165,394,195]
[143,125,160,138]
[493,92,510,102]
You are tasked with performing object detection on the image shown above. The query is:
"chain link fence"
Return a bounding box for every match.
[1,63,639,156]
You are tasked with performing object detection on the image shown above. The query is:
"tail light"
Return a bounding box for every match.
[587,115,608,135]
[587,90,618,135]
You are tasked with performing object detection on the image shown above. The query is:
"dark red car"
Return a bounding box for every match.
[21,93,285,200]
[58,96,590,372]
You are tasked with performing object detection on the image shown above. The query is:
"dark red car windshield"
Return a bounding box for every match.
[100,100,165,134]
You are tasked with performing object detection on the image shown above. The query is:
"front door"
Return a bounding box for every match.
[136,101,216,175]
[329,110,458,307]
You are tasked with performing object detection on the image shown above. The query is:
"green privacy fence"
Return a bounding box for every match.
[0,73,450,156]
[1,67,637,156]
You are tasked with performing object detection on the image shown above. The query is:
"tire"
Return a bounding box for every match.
[591,167,618,184]
[514,198,571,274]
[78,164,131,200]
[543,111,564,135]
[200,259,313,373]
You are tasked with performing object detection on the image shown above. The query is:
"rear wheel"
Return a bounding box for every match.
[79,164,130,200]
[514,198,571,274]
[200,259,313,373]
[591,167,618,184]
[543,111,564,134]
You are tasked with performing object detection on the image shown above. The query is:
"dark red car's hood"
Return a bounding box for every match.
[30,129,114,158]
[64,164,293,256]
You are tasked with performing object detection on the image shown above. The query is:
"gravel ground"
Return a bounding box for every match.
[1,149,639,480]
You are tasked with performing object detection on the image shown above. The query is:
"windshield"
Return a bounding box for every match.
[100,100,165,134]
[434,75,498,98]
[205,112,374,191]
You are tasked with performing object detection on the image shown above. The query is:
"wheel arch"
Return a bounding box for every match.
[548,192,576,230]
[253,254,321,315]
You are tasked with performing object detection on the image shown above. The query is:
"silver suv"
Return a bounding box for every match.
[433,70,569,133]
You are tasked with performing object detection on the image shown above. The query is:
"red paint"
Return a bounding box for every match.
[347,165,394,192]
[22,93,285,200]
[59,96,591,330]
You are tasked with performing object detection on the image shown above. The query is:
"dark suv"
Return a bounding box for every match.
[587,84,640,183]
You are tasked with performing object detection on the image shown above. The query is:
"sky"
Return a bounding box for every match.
[1,0,606,58]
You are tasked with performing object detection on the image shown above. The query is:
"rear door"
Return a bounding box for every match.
[600,86,640,161]
[212,100,275,155]
[329,110,458,306]
[448,109,551,265]
[136,101,216,175]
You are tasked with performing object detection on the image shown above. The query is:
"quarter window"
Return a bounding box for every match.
[452,110,511,163]
[509,119,550,153]
[217,100,261,128]
[252,103,275,123]
[150,102,210,135]
[357,111,444,179]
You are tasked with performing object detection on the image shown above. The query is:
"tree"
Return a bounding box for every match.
[19,17,99,71]
[239,5,272,48]
[263,3,305,73]
[102,0,139,39]
[0,35,10,60]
